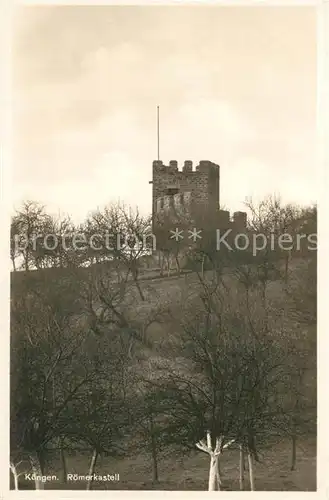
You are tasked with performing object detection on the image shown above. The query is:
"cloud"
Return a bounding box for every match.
[13,6,316,221]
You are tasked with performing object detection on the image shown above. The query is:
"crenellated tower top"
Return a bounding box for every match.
[151,159,220,221]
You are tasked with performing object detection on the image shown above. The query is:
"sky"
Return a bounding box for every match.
[13,5,317,222]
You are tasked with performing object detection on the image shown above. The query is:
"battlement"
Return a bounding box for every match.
[218,209,230,226]
[152,160,219,175]
[233,211,247,229]
[218,209,248,229]
[151,158,220,228]
[155,201,247,229]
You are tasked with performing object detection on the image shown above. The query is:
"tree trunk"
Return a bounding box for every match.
[150,436,159,483]
[245,286,249,311]
[248,431,259,462]
[24,253,29,271]
[133,274,145,301]
[208,454,218,491]
[159,252,164,275]
[261,280,267,309]
[215,458,223,490]
[10,462,19,490]
[160,252,167,276]
[29,451,45,490]
[239,444,245,491]
[60,439,67,483]
[149,416,159,483]
[86,448,98,490]
[175,255,181,275]
[11,256,16,272]
[247,450,255,491]
[284,253,289,284]
[290,433,297,471]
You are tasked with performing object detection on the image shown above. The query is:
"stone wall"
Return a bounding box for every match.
[151,159,250,235]
[152,160,220,219]
[156,191,193,217]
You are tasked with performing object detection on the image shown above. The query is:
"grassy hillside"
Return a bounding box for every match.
[10,257,316,491]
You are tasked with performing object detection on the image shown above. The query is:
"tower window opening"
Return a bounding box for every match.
[166,187,179,196]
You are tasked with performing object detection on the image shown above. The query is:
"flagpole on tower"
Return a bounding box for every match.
[157,105,160,161]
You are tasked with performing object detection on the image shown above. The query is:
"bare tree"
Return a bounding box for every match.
[196,432,235,490]
[11,201,53,271]
[147,263,300,491]
[10,271,100,488]
[80,203,152,299]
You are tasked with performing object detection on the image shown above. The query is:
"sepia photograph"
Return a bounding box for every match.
[10,4,317,491]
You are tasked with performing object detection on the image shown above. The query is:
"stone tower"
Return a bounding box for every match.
[150,159,220,225]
